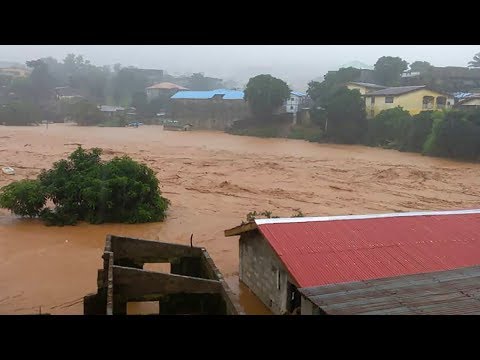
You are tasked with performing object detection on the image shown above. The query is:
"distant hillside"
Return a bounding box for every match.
[339,61,374,70]
[0,61,26,69]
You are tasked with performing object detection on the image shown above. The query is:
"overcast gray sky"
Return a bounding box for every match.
[1,45,478,90]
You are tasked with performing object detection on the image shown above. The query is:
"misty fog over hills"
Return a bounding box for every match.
[1,45,478,91]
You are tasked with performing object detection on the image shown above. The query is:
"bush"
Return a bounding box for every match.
[287,125,324,142]
[67,100,106,126]
[423,110,480,160]
[229,126,282,138]
[401,111,435,152]
[367,107,411,149]
[0,102,42,126]
[0,180,46,217]
[0,147,170,225]
[99,114,127,127]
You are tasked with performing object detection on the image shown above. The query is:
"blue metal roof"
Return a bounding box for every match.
[171,89,244,100]
[291,91,306,97]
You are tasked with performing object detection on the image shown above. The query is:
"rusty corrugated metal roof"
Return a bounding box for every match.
[298,265,480,315]
[255,209,480,288]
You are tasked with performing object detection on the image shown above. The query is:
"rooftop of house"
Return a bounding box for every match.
[146,82,189,90]
[99,105,125,112]
[171,89,244,100]
[347,82,386,89]
[225,208,480,288]
[291,91,307,97]
[364,85,428,96]
[54,87,84,98]
[299,265,480,315]
[457,94,480,105]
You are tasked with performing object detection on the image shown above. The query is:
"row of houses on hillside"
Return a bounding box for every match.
[225,208,480,315]
[346,82,480,117]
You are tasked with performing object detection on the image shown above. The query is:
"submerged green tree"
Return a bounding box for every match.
[0,147,170,225]
[244,74,291,118]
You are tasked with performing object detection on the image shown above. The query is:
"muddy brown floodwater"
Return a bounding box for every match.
[1,124,480,315]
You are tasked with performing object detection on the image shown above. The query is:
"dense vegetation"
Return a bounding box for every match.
[243,74,291,118]
[367,107,480,160]
[0,54,228,126]
[0,147,170,225]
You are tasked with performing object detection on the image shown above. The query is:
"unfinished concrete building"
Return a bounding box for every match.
[84,235,242,315]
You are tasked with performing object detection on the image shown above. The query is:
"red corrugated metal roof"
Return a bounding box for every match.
[255,210,480,288]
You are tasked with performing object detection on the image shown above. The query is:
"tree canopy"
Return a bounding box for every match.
[0,147,170,225]
[409,61,433,73]
[307,67,361,107]
[374,56,409,86]
[244,74,291,118]
[324,88,367,144]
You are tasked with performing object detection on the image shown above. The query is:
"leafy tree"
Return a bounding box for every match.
[402,111,434,152]
[409,61,433,73]
[244,74,291,118]
[324,88,367,144]
[131,92,149,114]
[0,101,42,125]
[26,59,55,103]
[374,56,409,86]
[67,100,105,126]
[307,67,361,107]
[0,147,170,226]
[468,52,480,68]
[0,180,46,217]
[112,68,148,106]
[423,110,480,160]
[367,107,412,149]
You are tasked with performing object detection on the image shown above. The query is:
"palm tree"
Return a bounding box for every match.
[468,52,480,68]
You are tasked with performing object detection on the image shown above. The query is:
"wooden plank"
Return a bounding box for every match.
[224,222,257,237]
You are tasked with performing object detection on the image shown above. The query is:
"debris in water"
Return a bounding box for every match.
[2,166,15,175]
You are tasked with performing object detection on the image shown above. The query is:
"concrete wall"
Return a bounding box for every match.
[300,296,323,315]
[239,231,291,314]
[84,235,243,315]
[171,98,249,130]
[365,89,453,117]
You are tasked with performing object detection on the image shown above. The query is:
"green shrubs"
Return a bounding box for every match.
[229,126,283,138]
[367,107,480,161]
[0,180,46,217]
[402,111,435,152]
[0,102,42,126]
[367,107,412,149]
[0,147,170,225]
[287,125,324,142]
[422,110,480,160]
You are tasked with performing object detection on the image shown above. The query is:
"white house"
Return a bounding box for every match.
[284,91,307,113]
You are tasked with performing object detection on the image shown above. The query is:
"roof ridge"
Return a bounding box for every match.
[255,208,480,225]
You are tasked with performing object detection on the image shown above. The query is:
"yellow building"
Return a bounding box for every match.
[346,82,386,95]
[364,85,454,117]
